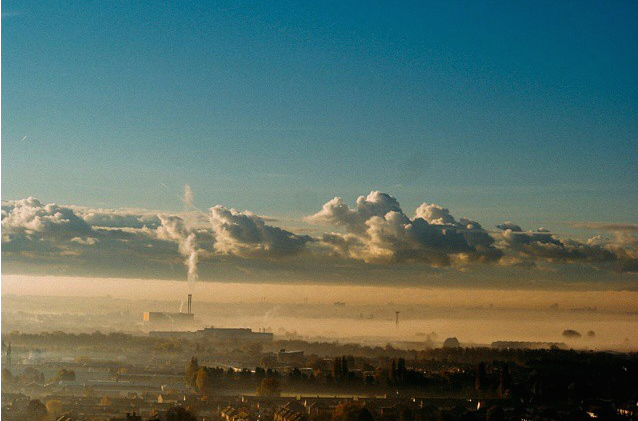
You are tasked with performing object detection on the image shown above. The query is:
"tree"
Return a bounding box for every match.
[399,406,414,421]
[255,366,266,379]
[24,399,48,421]
[165,406,197,421]
[186,356,199,387]
[358,408,374,421]
[332,401,374,421]
[396,358,406,384]
[387,358,409,386]
[256,377,281,397]
[1,368,13,383]
[22,367,45,383]
[475,362,486,393]
[486,406,505,421]
[498,363,510,397]
[54,368,76,382]
[562,329,582,339]
[341,356,349,379]
[83,386,96,397]
[45,400,63,418]
[289,367,303,381]
[195,367,211,392]
[332,357,342,381]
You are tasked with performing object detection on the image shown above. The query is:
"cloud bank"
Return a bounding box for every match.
[2,191,637,285]
[307,191,499,266]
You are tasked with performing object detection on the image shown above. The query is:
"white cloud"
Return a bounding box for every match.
[2,193,637,281]
[496,221,523,232]
[415,203,456,225]
[2,197,93,242]
[210,206,311,258]
[310,191,500,266]
[78,208,161,229]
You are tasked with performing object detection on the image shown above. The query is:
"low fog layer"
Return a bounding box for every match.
[3,275,637,351]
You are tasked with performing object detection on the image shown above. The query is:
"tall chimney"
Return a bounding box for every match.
[188,294,192,314]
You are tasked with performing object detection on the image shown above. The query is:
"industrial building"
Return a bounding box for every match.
[145,294,273,342]
[150,327,273,343]
[142,312,194,323]
[143,294,195,325]
[277,349,305,364]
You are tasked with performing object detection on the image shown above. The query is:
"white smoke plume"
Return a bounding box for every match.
[182,184,194,210]
[155,185,205,287]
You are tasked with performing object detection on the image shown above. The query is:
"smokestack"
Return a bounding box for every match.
[188,294,192,314]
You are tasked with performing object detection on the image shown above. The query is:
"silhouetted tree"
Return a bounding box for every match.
[397,358,406,384]
[255,366,266,379]
[185,357,199,387]
[333,357,342,381]
[562,329,581,339]
[256,377,280,397]
[24,399,47,421]
[54,368,76,382]
[486,406,504,421]
[341,356,349,379]
[332,401,374,421]
[289,367,302,381]
[390,359,397,384]
[2,368,13,383]
[45,400,63,418]
[498,363,510,397]
[196,367,211,392]
[399,406,414,421]
[358,407,374,421]
[165,406,196,421]
[332,356,350,383]
[475,362,487,393]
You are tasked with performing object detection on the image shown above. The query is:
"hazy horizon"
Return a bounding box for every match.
[4,274,638,309]
[4,274,638,351]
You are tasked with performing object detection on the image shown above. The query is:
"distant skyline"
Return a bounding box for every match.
[2,1,637,288]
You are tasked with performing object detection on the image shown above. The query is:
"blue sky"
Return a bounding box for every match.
[2,0,637,234]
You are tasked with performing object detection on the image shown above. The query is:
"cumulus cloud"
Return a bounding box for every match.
[1,198,170,273]
[306,191,402,233]
[308,192,637,273]
[2,195,312,277]
[495,227,636,273]
[2,192,637,282]
[309,191,500,265]
[496,221,523,232]
[2,197,94,242]
[78,208,161,229]
[415,203,457,225]
[210,206,311,258]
